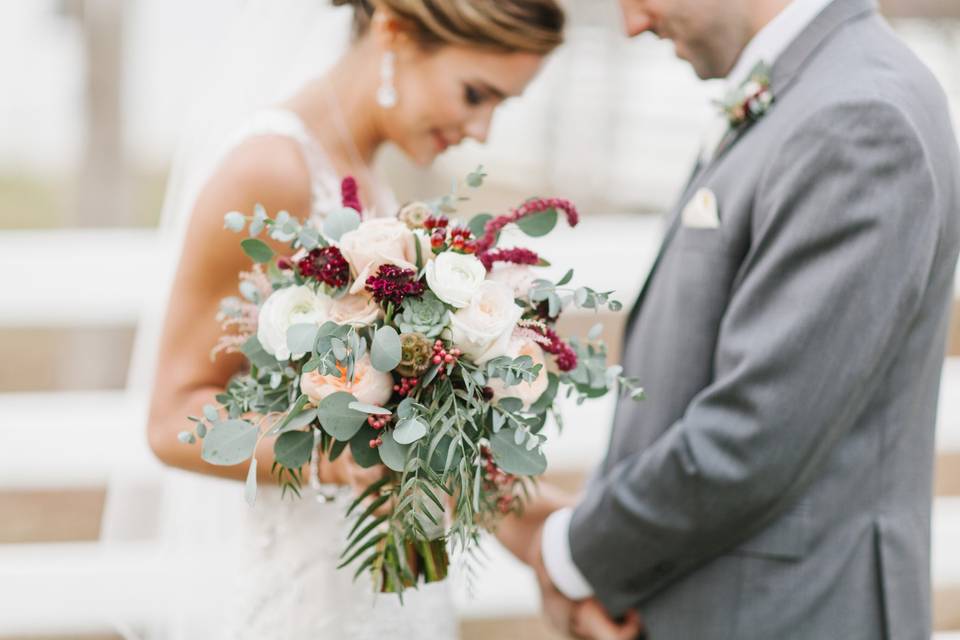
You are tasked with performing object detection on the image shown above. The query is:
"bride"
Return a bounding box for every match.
[131,0,565,637]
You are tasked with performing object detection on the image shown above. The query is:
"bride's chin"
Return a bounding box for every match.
[407,147,440,168]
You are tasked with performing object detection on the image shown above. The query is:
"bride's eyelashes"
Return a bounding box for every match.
[463,84,485,106]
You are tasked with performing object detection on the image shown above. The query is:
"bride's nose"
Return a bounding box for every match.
[464,111,492,144]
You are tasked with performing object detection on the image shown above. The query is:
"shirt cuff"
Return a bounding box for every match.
[541,507,594,600]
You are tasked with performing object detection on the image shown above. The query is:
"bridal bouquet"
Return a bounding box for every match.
[178,168,642,594]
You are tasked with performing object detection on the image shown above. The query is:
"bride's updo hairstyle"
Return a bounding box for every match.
[331,0,565,54]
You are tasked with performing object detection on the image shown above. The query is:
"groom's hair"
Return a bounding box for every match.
[331,0,565,55]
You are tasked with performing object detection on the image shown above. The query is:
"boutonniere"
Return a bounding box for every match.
[718,61,774,128]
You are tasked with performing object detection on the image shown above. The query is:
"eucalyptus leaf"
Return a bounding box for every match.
[240,238,274,264]
[331,337,348,361]
[287,324,319,357]
[548,292,561,318]
[323,207,361,241]
[278,408,317,434]
[241,336,278,370]
[490,426,547,476]
[224,211,245,232]
[349,401,391,415]
[201,419,258,466]
[274,430,314,468]
[393,417,428,445]
[378,431,410,472]
[370,326,402,372]
[588,323,604,341]
[529,373,560,415]
[202,404,219,423]
[467,213,493,239]
[556,269,574,287]
[396,397,415,420]
[349,424,382,468]
[514,426,526,446]
[574,287,589,308]
[270,394,312,435]
[498,397,523,414]
[317,392,368,441]
[517,208,558,237]
[298,225,320,250]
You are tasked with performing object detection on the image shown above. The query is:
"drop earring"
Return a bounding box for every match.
[377,50,398,109]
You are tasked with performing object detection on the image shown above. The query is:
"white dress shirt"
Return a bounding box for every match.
[541,0,839,601]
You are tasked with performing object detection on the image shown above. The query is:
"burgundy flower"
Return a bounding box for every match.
[478,247,542,271]
[365,264,425,306]
[341,176,362,214]
[474,197,580,255]
[298,246,350,289]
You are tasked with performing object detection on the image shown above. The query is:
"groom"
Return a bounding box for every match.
[530,0,960,638]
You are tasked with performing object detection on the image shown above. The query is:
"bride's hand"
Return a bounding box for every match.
[319,448,387,490]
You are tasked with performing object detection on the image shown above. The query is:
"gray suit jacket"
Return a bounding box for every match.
[567,1,960,638]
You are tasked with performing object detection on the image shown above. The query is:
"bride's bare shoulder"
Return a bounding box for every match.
[193,134,313,226]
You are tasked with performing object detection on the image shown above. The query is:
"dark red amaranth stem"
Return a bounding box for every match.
[341,176,362,215]
[537,325,578,372]
[478,247,542,271]
[474,197,579,255]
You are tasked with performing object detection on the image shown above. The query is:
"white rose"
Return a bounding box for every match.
[338,218,428,294]
[425,252,487,308]
[328,291,382,327]
[450,281,523,364]
[486,336,549,409]
[487,264,539,300]
[256,285,331,361]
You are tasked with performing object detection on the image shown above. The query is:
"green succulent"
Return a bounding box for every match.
[397,291,449,338]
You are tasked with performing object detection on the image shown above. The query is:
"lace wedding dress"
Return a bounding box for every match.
[208,108,458,640]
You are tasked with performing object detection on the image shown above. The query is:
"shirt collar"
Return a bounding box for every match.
[725,0,837,91]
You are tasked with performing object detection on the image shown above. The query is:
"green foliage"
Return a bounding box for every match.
[371,326,402,372]
[201,419,258,466]
[517,208,557,237]
[274,430,314,468]
[240,238,274,263]
[317,392,368,441]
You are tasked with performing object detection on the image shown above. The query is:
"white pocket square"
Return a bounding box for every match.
[681,188,720,229]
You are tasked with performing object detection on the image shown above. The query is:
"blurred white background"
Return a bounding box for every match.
[1,1,959,638]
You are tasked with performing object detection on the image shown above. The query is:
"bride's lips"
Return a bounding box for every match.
[432,131,450,153]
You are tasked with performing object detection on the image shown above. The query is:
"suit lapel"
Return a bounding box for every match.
[622,0,878,342]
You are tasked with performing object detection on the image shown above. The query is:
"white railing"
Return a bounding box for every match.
[0,222,958,636]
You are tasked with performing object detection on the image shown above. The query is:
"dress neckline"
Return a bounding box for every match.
[261,107,395,218]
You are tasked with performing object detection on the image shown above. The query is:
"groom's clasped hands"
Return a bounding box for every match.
[524,523,644,640]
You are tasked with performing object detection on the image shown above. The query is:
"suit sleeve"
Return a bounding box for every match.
[567,99,942,614]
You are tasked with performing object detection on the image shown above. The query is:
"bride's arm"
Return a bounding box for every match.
[147,137,320,483]
[495,482,578,565]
